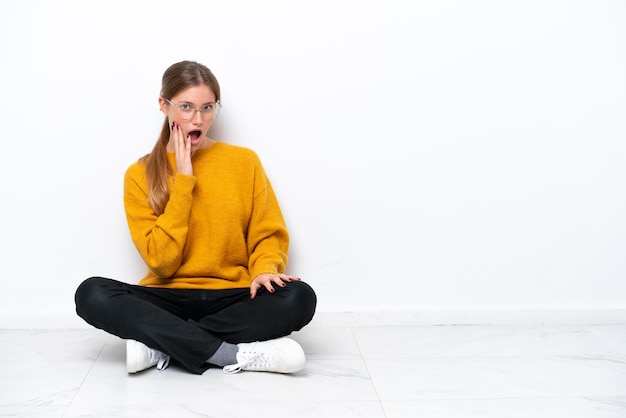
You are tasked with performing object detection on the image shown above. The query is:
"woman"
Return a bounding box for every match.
[75,60,316,375]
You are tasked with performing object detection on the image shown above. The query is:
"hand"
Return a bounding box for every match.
[171,122,193,176]
[250,273,301,299]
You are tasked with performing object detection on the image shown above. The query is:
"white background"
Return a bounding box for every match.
[0,0,625,325]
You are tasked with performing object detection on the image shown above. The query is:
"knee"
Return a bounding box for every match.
[285,280,317,326]
[74,276,110,318]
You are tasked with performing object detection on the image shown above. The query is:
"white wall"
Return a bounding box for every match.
[1,0,625,326]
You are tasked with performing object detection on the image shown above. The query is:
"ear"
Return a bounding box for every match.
[158,97,168,115]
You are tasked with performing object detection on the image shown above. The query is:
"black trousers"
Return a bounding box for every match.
[75,277,317,374]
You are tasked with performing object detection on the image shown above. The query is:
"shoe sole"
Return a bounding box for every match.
[126,339,140,373]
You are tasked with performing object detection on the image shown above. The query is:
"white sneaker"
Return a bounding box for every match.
[223,337,305,374]
[126,339,170,373]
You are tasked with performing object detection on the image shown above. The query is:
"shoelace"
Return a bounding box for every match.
[223,342,272,374]
[152,350,170,371]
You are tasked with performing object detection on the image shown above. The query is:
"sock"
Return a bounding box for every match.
[206,342,239,367]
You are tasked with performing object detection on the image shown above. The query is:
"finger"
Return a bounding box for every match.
[264,281,276,293]
[250,283,260,299]
[173,125,190,159]
[279,274,300,283]
[268,275,286,288]
[172,123,181,147]
[177,126,185,151]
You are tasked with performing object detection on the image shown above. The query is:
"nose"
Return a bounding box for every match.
[191,109,204,124]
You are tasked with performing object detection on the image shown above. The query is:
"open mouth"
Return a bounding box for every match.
[188,130,202,145]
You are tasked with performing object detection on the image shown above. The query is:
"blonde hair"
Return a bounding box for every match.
[139,61,221,215]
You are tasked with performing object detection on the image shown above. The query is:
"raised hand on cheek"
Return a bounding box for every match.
[171,122,193,176]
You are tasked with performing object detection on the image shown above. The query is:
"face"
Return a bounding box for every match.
[159,84,217,155]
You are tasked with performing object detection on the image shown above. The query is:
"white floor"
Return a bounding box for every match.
[1,323,626,417]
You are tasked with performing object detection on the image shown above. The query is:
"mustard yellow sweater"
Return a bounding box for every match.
[123,142,289,289]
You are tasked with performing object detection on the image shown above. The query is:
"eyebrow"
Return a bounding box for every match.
[178,100,216,105]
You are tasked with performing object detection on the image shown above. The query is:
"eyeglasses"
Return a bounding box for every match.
[164,98,221,120]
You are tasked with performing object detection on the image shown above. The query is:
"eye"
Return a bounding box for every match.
[179,103,192,111]
[201,104,214,112]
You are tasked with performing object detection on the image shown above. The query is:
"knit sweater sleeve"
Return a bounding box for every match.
[246,156,290,279]
[123,162,196,279]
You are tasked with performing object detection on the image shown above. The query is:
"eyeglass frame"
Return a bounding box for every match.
[164,98,221,120]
